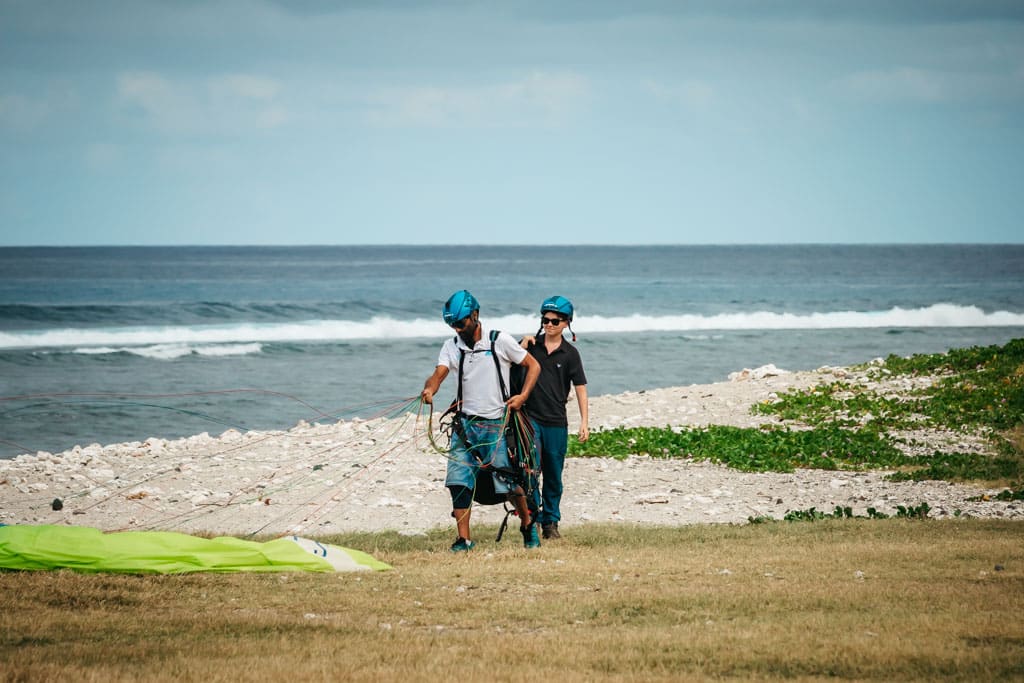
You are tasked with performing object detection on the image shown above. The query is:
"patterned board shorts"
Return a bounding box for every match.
[444,416,515,495]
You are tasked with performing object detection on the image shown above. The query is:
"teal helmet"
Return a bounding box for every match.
[540,295,573,321]
[443,290,479,326]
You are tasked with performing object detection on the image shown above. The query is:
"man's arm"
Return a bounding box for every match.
[574,384,589,442]
[506,353,539,411]
[421,365,449,404]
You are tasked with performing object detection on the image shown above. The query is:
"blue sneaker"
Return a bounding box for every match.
[521,523,541,549]
[450,537,475,553]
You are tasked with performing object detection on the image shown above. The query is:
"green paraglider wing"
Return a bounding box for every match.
[0,525,390,574]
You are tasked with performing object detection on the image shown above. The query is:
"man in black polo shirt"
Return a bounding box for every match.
[521,296,589,539]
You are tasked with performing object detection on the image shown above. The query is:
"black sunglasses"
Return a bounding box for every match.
[541,316,566,326]
[451,316,473,330]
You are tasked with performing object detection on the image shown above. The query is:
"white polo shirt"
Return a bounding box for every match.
[438,326,527,419]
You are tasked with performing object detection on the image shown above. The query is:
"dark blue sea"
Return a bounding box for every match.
[2,244,1022,458]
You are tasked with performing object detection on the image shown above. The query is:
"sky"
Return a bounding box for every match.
[2,0,1023,246]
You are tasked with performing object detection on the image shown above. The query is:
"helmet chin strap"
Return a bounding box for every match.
[537,323,576,343]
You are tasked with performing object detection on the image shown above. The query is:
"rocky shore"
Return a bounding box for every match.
[2,364,1020,537]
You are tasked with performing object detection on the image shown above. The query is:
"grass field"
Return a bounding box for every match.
[3,520,1023,682]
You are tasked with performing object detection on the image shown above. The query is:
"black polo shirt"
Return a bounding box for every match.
[520,334,587,427]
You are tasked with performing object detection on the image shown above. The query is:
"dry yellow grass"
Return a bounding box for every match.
[2,519,1023,682]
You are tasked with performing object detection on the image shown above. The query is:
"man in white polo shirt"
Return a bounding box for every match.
[421,290,541,552]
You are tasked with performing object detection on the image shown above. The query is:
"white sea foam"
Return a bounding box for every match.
[578,304,1024,333]
[1,304,1021,351]
[70,343,264,359]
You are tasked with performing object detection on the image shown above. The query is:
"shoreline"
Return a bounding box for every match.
[2,364,1021,536]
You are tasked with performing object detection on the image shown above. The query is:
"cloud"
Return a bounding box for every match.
[84,142,125,170]
[643,79,717,110]
[116,71,289,135]
[210,74,281,101]
[0,87,77,132]
[841,67,949,102]
[838,65,1024,104]
[363,71,589,128]
[0,94,47,130]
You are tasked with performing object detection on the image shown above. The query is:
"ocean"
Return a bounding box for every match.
[1,244,1022,459]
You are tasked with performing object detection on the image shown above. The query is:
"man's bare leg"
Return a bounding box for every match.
[508,488,533,528]
[453,508,471,540]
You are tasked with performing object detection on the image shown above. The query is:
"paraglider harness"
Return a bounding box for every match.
[441,330,538,542]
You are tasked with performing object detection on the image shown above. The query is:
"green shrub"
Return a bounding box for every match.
[574,340,1023,487]
[569,424,909,473]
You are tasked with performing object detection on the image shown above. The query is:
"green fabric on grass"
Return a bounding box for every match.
[0,525,390,574]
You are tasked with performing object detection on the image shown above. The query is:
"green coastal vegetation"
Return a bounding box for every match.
[569,339,1024,496]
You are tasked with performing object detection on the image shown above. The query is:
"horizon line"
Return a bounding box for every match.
[3,242,1024,249]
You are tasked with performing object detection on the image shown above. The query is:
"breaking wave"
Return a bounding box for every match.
[0,303,1021,352]
[71,343,263,360]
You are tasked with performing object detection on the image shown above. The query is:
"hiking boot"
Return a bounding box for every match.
[450,537,475,553]
[542,523,561,539]
[521,523,541,549]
